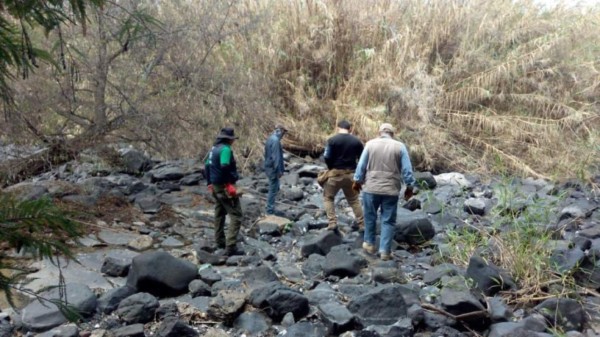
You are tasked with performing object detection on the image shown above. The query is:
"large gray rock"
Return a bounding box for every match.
[574,254,600,289]
[36,324,79,337]
[188,279,211,298]
[347,284,409,326]
[464,198,487,215]
[21,283,97,332]
[180,173,203,187]
[488,296,513,323]
[120,149,152,173]
[97,230,140,246]
[101,256,131,277]
[97,285,137,314]
[560,199,598,220]
[439,277,487,329]
[198,266,222,285]
[550,248,586,274]
[155,317,199,337]
[365,317,414,337]
[488,314,548,337]
[281,322,328,337]
[323,245,367,278]
[116,292,159,324]
[318,301,355,335]
[296,165,324,178]
[414,171,437,189]
[300,230,343,257]
[149,164,185,182]
[4,182,49,201]
[207,291,246,324]
[126,251,198,297]
[434,172,472,188]
[534,298,585,332]
[241,266,279,289]
[113,324,145,337]
[134,195,161,214]
[233,312,271,335]
[301,254,326,279]
[283,187,304,201]
[423,263,464,285]
[250,282,309,322]
[466,255,516,296]
[394,210,435,245]
[305,283,338,306]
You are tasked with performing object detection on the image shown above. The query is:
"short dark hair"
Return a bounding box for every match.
[337,120,351,130]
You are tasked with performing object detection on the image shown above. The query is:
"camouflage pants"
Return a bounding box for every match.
[213,184,243,248]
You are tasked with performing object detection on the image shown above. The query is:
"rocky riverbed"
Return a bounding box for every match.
[1,148,599,337]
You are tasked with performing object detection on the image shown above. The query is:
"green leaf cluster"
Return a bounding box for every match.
[0,192,83,307]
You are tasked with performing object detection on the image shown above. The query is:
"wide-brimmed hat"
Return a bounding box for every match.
[216,127,239,140]
[379,123,395,133]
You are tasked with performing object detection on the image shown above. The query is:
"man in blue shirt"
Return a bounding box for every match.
[353,123,416,261]
[264,125,288,215]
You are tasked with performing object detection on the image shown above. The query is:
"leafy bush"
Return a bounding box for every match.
[0,193,82,306]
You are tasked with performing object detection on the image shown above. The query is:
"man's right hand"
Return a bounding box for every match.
[352,181,362,192]
[208,184,214,194]
[225,183,237,198]
[404,187,414,200]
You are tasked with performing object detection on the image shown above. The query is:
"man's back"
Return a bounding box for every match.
[363,137,404,195]
[264,132,283,176]
[325,133,364,170]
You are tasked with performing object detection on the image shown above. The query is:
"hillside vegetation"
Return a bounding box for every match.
[3,0,599,180]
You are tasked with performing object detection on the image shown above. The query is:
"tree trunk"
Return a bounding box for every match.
[93,8,109,133]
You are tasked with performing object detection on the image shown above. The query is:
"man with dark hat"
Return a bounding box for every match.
[322,120,365,231]
[205,127,244,256]
[264,124,288,215]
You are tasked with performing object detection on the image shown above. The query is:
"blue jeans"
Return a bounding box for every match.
[362,192,399,254]
[266,175,280,214]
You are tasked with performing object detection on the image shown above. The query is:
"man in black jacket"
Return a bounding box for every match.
[322,120,365,231]
[205,127,244,256]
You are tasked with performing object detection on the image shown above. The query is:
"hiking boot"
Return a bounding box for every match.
[225,245,245,256]
[362,242,376,255]
[380,252,392,261]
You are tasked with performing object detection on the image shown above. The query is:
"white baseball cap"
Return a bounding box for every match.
[379,123,395,133]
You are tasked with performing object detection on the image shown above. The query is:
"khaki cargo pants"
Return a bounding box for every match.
[323,169,364,229]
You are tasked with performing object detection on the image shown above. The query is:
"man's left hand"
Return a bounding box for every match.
[352,181,362,192]
[404,187,414,200]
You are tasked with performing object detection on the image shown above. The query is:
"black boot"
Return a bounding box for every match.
[225,245,245,256]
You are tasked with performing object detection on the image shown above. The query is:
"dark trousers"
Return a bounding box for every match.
[213,184,243,248]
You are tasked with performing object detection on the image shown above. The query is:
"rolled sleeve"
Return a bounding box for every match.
[353,149,369,183]
[399,144,416,187]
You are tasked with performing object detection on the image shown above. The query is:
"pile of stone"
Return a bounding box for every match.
[0,148,598,337]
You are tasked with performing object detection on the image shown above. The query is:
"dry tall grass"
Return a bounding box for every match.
[253,0,599,179]
[7,0,599,179]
